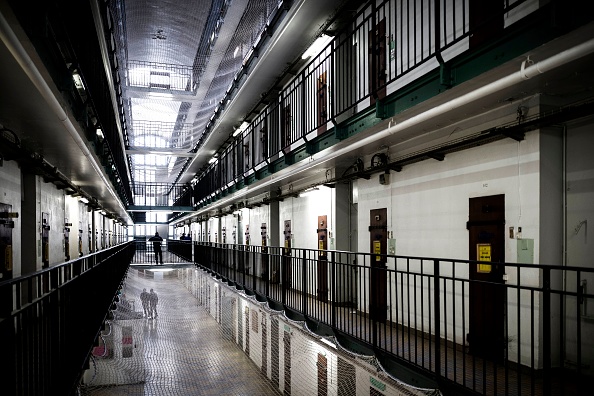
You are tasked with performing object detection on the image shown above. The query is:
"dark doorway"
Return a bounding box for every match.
[369,18,387,105]
[317,72,328,135]
[337,357,356,395]
[283,220,292,289]
[470,1,503,48]
[317,353,328,396]
[271,318,280,387]
[284,330,291,394]
[467,194,506,360]
[317,215,329,302]
[369,208,388,322]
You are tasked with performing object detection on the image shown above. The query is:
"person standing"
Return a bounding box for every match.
[149,288,158,319]
[140,288,149,317]
[148,232,164,265]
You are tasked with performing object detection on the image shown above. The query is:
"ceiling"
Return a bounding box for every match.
[0,0,349,222]
[1,1,594,225]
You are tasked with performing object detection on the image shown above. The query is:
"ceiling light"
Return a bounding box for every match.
[233,121,250,137]
[79,197,89,204]
[209,156,218,164]
[302,34,333,59]
[147,92,174,100]
[299,187,319,197]
[72,71,85,90]
[96,128,104,139]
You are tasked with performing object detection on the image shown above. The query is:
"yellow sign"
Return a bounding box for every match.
[374,241,381,261]
[319,240,324,250]
[477,243,491,273]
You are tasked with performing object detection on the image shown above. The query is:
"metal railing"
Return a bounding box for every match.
[131,239,193,265]
[194,242,594,395]
[132,182,191,207]
[0,242,134,396]
[190,0,548,205]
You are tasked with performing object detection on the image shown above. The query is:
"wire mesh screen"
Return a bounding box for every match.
[189,268,441,396]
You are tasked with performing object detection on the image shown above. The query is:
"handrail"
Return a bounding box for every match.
[193,241,594,394]
[0,241,134,395]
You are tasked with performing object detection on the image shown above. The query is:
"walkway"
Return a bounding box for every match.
[79,264,281,396]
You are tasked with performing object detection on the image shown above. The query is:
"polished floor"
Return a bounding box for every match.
[79,264,281,396]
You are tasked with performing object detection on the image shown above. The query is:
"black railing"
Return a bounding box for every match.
[131,239,193,265]
[192,0,551,205]
[194,242,593,395]
[0,242,134,396]
[132,182,191,207]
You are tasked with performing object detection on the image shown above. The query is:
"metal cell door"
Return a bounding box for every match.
[283,220,292,289]
[467,194,506,360]
[369,18,387,105]
[369,208,387,323]
[317,215,329,302]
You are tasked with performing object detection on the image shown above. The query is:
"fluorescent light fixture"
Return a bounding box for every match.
[233,121,250,137]
[72,71,85,90]
[302,34,333,59]
[147,92,174,100]
[299,187,319,197]
[320,337,336,349]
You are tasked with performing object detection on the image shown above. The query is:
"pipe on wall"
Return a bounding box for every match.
[173,36,594,225]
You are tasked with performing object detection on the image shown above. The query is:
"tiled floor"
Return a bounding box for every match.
[80,264,281,396]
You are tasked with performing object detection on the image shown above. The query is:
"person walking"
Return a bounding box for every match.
[148,288,158,319]
[140,288,149,317]
[148,232,164,265]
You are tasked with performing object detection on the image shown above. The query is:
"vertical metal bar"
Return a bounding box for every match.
[302,253,307,317]
[433,259,441,382]
[543,268,551,396]
[331,251,336,329]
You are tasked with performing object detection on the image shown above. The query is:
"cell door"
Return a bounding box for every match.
[284,330,292,395]
[470,1,503,48]
[317,215,329,302]
[369,18,387,105]
[64,218,72,261]
[0,203,16,280]
[283,220,292,289]
[42,212,50,268]
[262,223,271,282]
[271,318,280,387]
[261,314,268,376]
[467,194,506,360]
[317,353,327,396]
[317,72,328,135]
[282,104,292,149]
[369,209,387,323]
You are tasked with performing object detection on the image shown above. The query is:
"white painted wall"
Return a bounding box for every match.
[278,187,334,251]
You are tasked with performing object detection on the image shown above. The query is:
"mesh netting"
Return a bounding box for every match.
[189,268,442,396]
[79,266,441,395]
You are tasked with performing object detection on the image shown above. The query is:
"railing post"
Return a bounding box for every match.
[331,250,336,328]
[543,268,551,396]
[302,253,307,317]
[433,259,441,381]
